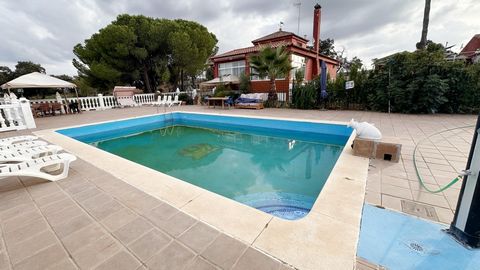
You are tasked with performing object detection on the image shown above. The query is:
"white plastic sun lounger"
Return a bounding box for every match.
[0,135,37,146]
[169,95,182,107]
[0,141,48,151]
[0,145,63,163]
[0,153,77,181]
[164,95,173,107]
[153,95,166,106]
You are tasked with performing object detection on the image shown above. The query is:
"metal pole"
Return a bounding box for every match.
[388,67,391,114]
[294,1,301,35]
[449,113,480,248]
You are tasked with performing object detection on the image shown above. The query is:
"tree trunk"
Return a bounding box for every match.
[180,69,184,91]
[417,0,431,50]
[267,77,278,107]
[143,66,152,93]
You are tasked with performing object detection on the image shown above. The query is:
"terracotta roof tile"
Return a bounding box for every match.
[252,30,307,43]
[212,41,291,59]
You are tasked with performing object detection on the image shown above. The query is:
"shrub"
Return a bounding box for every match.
[178,93,193,105]
[239,73,251,93]
[292,79,319,109]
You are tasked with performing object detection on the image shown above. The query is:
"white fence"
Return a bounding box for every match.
[133,93,156,105]
[29,93,160,112]
[0,98,36,132]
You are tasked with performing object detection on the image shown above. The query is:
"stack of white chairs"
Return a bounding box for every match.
[0,135,76,181]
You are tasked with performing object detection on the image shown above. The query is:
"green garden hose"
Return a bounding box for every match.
[413,124,475,194]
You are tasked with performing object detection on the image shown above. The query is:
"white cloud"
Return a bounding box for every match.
[0,0,478,75]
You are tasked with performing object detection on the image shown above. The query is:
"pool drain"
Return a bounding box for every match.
[409,242,424,253]
[403,241,440,256]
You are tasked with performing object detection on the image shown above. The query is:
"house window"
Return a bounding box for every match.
[218,60,245,77]
[250,67,268,81]
[291,54,306,81]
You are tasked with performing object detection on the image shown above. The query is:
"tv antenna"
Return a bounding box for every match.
[294,0,301,35]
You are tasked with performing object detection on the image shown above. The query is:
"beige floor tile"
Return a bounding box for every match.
[71,236,121,269]
[47,259,78,270]
[112,217,153,245]
[2,210,43,233]
[143,203,179,226]
[412,191,450,208]
[366,179,381,193]
[72,186,103,202]
[94,250,141,270]
[145,241,195,270]
[178,222,220,254]
[44,205,84,227]
[381,195,403,212]
[4,218,49,244]
[33,192,69,207]
[155,211,196,238]
[364,191,381,206]
[185,256,217,270]
[61,224,106,254]
[381,175,410,189]
[201,234,248,270]
[8,230,57,265]
[87,199,124,221]
[435,207,454,224]
[13,244,67,270]
[0,251,8,270]
[52,214,93,239]
[100,207,137,232]
[0,202,36,223]
[128,230,172,262]
[233,247,281,270]
[381,184,413,200]
[80,193,114,212]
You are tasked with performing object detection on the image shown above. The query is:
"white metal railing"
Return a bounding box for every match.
[0,98,36,132]
[277,92,287,102]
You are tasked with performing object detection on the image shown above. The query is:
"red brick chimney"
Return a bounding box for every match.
[313,4,322,53]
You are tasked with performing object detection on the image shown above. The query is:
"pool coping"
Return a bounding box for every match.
[34,111,369,270]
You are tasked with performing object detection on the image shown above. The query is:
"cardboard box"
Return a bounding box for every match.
[353,137,402,162]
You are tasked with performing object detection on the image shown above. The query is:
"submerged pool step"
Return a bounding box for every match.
[234,192,315,220]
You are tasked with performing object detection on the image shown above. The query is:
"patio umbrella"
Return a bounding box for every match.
[320,60,328,99]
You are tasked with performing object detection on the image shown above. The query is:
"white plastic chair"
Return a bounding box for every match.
[0,153,77,182]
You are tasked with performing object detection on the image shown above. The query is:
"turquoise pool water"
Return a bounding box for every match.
[58,113,351,220]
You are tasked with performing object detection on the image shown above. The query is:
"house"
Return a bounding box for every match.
[460,34,480,64]
[210,4,339,101]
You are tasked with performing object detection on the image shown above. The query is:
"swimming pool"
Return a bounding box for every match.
[58,112,352,220]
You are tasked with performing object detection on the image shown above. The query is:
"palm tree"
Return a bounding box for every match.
[417,0,431,50]
[249,46,292,105]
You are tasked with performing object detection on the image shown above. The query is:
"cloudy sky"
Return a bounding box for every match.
[0,0,478,76]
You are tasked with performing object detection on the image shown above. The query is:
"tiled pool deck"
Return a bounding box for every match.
[0,105,476,269]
